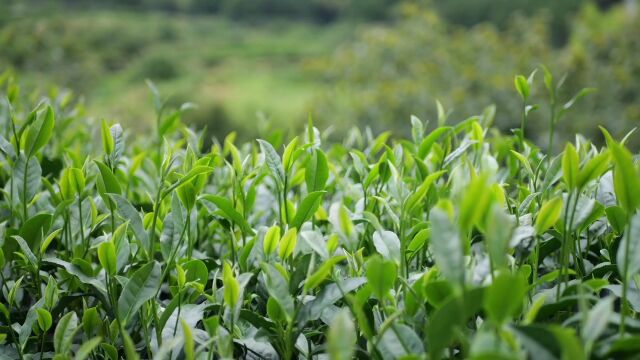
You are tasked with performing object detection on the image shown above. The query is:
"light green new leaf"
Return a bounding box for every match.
[98,241,117,276]
[263,225,280,256]
[278,228,297,260]
[365,256,396,299]
[577,151,610,189]
[36,308,52,332]
[484,272,527,325]
[101,119,114,155]
[304,256,346,292]
[610,142,640,213]
[515,75,530,100]
[562,143,579,190]
[459,174,493,233]
[282,136,299,172]
[535,197,563,234]
[404,170,446,213]
[181,318,195,360]
[305,149,329,192]
[222,261,240,309]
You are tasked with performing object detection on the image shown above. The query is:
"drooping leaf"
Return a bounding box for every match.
[117,261,161,323]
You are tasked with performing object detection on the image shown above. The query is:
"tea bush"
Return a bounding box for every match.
[0,70,640,359]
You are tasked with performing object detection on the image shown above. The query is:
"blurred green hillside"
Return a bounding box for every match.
[1,0,638,148]
[0,9,357,138]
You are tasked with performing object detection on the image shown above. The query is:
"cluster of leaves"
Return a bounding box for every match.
[1,68,640,360]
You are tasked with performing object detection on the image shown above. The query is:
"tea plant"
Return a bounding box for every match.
[0,69,639,360]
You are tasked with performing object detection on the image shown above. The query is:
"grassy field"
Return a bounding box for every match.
[1,9,357,137]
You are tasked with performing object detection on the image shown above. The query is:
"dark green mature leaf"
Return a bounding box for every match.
[260,263,294,321]
[110,194,149,251]
[19,212,52,249]
[43,258,107,294]
[13,154,42,204]
[95,160,122,195]
[54,311,78,354]
[200,194,254,235]
[12,235,37,267]
[430,206,464,284]
[258,139,285,187]
[24,105,55,157]
[117,261,161,323]
[298,277,367,323]
[305,148,329,192]
[291,191,326,229]
[616,213,640,279]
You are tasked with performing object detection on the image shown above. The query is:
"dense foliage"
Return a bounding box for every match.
[311,3,640,150]
[1,69,640,360]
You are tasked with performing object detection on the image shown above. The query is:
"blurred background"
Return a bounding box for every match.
[1,0,638,149]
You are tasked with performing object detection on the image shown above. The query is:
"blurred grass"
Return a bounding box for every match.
[1,9,357,138]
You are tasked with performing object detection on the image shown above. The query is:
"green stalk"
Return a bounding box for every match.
[0,272,24,360]
[620,214,633,336]
[78,197,87,257]
[22,155,29,220]
[519,100,527,150]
